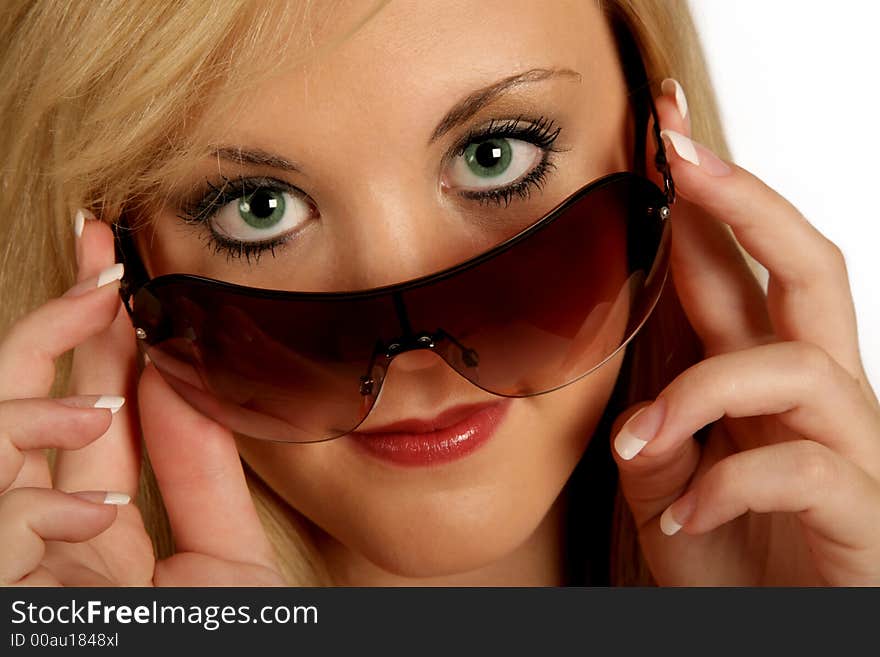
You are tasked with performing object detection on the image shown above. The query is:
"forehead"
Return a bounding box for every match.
[207,0,620,148]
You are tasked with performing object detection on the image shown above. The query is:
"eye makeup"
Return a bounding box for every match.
[174,113,566,262]
[175,174,315,264]
[446,114,564,206]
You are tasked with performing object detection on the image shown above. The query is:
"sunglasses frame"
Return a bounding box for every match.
[114,94,675,319]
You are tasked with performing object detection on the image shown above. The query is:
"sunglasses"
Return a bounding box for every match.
[114,58,676,445]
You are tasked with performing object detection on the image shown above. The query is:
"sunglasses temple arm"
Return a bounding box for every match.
[631,41,675,208]
[112,219,150,316]
[647,89,676,207]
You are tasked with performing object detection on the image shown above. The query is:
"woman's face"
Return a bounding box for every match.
[141,0,634,580]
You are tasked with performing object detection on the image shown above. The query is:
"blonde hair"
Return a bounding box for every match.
[0,0,742,585]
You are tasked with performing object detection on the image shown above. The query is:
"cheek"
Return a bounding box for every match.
[235,348,623,579]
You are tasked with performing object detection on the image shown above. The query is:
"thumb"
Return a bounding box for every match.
[55,214,140,496]
[138,363,277,570]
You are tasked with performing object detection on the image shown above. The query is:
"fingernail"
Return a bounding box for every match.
[660,490,697,536]
[613,398,667,460]
[97,263,125,287]
[73,208,95,239]
[661,78,688,121]
[660,129,733,177]
[94,395,125,414]
[660,129,699,166]
[71,490,131,505]
[56,394,126,414]
[63,263,125,298]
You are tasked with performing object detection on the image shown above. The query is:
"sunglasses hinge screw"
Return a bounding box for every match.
[384,333,437,358]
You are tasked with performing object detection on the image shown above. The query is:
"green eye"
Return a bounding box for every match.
[463,138,513,178]
[238,188,286,229]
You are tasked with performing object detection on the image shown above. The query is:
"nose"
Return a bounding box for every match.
[387,347,447,373]
[356,345,474,434]
[333,184,479,289]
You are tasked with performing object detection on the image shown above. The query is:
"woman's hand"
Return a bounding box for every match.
[0,214,284,586]
[611,78,880,586]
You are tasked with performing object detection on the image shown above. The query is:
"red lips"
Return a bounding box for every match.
[349,398,513,466]
[353,401,499,434]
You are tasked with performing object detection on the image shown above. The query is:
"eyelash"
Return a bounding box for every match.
[176,174,303,264]
[177,114,564,261]
[450,114,563,207]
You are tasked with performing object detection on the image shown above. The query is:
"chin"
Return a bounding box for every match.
[330,486,554,580]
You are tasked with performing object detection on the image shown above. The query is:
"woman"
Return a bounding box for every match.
[0,0,878,587]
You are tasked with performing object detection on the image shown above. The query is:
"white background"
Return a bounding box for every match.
[689,1,879,388]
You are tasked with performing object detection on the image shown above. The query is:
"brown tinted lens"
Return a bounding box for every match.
[133,286,399,442]
[401,173,669,395]
[130,173,667,442]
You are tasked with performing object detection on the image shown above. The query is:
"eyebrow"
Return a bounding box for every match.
[208,146,302,173]
[206,67,582,173]
[428,67,582,143]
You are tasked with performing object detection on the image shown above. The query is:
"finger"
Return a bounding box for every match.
[659,440,880,585]
[0,396,118,491]
[138,364,276,569]
[73,208,114,283]
[0,487,126,585]
[155,553,285,586]
[54,216,141,496]
[612,399,704,528]
[6,452,52,492]
[669,198,775,355]
[0,266,124,401]
[11,567,62,587]
[614,341,880,516]
[650,83,773,355]
[658,124,863,384]
[0,261,124,490]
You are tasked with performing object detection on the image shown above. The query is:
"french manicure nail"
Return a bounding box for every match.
[72,208,95,239]
[93,395,125,414]
[74,210,85,239]
[660,129,699,166]
[660,129,733,177]
[71,490,131,505]
[103,492,131,505]
[614,408,649,459]
[661,78,689,121]
[63,263,125,298]
[613,398,667,460]
[660,490,697,536]
[56,394,125,414]
[97,263,125,287]
[73,209,91,272]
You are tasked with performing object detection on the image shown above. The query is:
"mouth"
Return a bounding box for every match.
[348,398,513,467]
